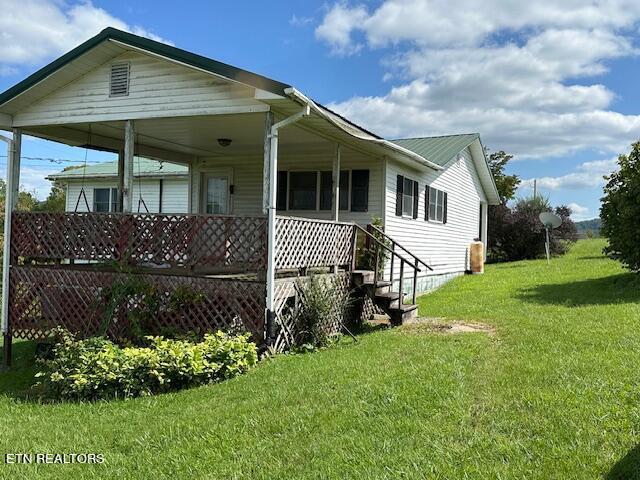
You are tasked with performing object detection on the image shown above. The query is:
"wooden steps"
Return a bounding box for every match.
[352,270,418,325]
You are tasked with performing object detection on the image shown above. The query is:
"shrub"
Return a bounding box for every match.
[488,196,578,262]
[292,275,354,349]
[35,328,257,401]
[601,142,640,272]
[357,217,389,275]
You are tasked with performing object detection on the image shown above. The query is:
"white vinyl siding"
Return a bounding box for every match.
[384,147,487,280]
[13,50,267,127]
[190,150,383,225]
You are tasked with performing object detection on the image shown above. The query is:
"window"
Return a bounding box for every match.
[205,176,229,214]
[277,169,368,212]
[395,175,419,218]
[320,170,349,210]
[426,186,448,223]
[93,188,118,212]
[289,171,317,210]
[351,170,369,212]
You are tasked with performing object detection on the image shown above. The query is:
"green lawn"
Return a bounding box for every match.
[1,239,640,479]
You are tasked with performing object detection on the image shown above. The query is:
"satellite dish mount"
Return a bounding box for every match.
[538,212,562,265]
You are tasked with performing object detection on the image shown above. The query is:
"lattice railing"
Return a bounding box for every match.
[9,266,265,342]
[11,212,267,274]
[274,216,356,270]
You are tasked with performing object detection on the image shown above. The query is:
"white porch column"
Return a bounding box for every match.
[2,128,21,366]
[331,144,341,222]
[262,111,274,214]
[123,120,135,213]
[264,107,310,345]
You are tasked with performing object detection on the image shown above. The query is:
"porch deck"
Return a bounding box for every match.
[7,212,357,345]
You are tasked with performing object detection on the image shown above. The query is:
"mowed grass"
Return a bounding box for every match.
[1,239,639,479]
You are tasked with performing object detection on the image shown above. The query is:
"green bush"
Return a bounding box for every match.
[35,329,257,401]
[292,275,354,349]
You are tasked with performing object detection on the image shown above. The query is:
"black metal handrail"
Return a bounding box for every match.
[354,224,432,305]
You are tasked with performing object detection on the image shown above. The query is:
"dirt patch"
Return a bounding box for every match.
[400,317,496,336]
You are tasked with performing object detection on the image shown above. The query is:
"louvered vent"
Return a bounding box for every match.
[109,63,130,97]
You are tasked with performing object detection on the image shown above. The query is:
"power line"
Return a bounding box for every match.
[0,155,109,164]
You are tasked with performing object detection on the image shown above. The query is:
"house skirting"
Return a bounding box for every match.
[393,271,464,297]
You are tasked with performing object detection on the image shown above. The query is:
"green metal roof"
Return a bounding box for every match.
[47,158,187,180]
[0,27,291,107]
[391,134,480,167]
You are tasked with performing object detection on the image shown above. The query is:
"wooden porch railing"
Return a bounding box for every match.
[10,212,268,274]
[358,224,433,304]
[274,216,356,271]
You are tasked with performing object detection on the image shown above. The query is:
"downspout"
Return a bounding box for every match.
[0,133,15,347]
[265,106,310,346]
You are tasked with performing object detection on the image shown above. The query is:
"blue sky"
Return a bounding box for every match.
[2,0,639,221]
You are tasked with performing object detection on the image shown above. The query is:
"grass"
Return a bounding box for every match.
[1,239,639,479]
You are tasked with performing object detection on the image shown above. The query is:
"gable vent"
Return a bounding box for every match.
[109,63,130,97]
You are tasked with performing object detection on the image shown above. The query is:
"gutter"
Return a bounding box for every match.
[284,87,443,171]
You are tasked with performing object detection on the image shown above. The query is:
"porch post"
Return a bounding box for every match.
[332,144,341,222]
[262,111,274,214]
[2,128,21,367]
[117,149,124,212]
[123,120,135,213]
[265,124,279,345]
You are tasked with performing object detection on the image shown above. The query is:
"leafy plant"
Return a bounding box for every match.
[99,276,205,341]
[35,328,257,401]
[292,275,354,349]
[601,141,640,272]
[358,217,389,275]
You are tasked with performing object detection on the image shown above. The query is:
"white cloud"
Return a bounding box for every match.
[0,0,171,68]
[567,202,590,221]
[315,3,368,55]
[290,14,314,27]
[316,0,640,160]
[522,158,619,190]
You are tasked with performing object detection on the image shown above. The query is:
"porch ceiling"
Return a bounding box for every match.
[24,112,337,164]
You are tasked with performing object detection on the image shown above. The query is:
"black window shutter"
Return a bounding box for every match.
[443,192,448,224]
[351,169,369,212]
[396,175,404,216]
[425,185,430,221]
[276,171,287,210]
[412,180,419,219]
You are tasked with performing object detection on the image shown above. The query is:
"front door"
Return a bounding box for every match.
[202,171,231,214]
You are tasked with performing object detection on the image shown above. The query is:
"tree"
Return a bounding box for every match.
[488,196,578,262]
[34,178,66,212]
[488,150,521,203]
[601,141,640,272]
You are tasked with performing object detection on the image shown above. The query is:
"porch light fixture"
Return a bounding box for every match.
[217,138,232,147]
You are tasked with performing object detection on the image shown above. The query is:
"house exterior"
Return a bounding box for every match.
[0,27,499,362]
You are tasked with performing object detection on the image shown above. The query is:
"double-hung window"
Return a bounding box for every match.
[395,175,419,218]
[93,188,118,212]
[425,186,448,223]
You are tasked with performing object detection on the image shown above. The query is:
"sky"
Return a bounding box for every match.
[1,0,639,221]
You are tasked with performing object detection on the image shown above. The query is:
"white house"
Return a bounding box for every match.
[0,27,499,360]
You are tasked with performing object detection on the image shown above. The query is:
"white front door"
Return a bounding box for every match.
[202,171,231,214]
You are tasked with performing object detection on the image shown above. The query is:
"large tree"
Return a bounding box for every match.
[488,150,521,203]
[600,142,640,272]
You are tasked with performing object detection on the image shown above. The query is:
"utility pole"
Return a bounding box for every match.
[533,179,537,199]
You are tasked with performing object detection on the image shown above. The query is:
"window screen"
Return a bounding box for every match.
[289,172,317,210]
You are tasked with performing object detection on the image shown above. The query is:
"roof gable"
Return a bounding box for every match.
[0,27,290,111]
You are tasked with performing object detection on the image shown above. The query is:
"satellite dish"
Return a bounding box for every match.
[538,212,563,264]
[539,212,562,229]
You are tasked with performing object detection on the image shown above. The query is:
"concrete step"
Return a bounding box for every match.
[388,304,418,325]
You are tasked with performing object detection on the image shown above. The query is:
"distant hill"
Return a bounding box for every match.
[575,218,601,238]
